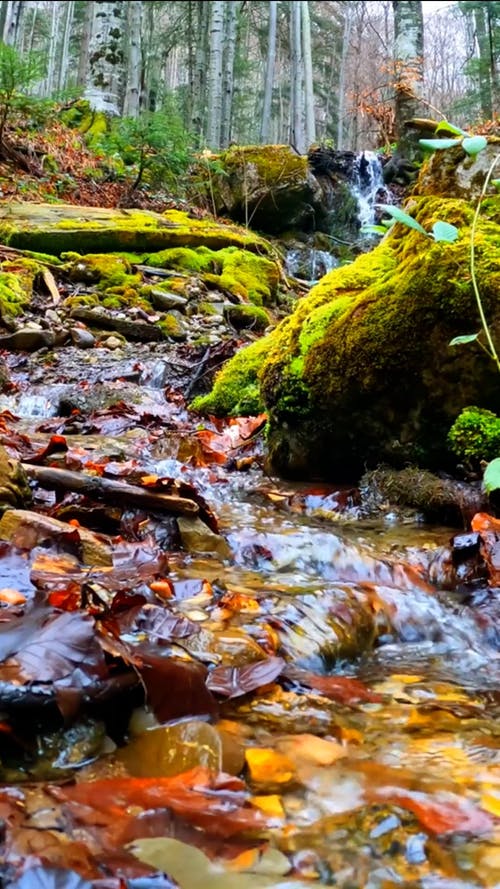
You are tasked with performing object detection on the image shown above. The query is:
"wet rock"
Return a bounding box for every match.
[149,289,188,311]
[0,328,55,351]
[118,720,222,778]
[70,326,96,348]
[177,516,232,559]
[70,307,164,342]
[0,509,112,566]
[0,447,31,513]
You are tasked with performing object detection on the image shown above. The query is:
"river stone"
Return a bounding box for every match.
[0,448,31,513]
[0,509,112,566]
[177,516,232,559]
[118,720,222,778]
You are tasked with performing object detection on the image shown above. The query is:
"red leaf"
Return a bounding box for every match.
[50,767,267,838]
[291,670,383,705]
[206,656,285,698]
[136,650,218,721]
[373,787,494,836]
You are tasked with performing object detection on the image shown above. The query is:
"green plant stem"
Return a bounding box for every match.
[470,153,500,372]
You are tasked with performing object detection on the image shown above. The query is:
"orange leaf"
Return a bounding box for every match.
[0,588,26,605]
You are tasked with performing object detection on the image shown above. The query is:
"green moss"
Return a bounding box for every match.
[216,247,278,305]
[0,203,273,256]
[197,193,500,477]
[157,313,186,340]
[448,406,500,462]
[63,253,133,286]
[224,303,270,331]
[62,293,100,311]
[0,258,41,317]
[190,334,274,416]
[144,246,216,273]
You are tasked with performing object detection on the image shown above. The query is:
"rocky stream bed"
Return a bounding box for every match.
[0,335,498,889]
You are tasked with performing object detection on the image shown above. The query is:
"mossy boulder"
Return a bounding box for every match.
[0,203,273,257]
[194,186,500,480]
[200,145,327,235]
[0,259,41,320]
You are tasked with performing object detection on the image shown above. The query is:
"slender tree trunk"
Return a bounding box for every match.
[301,0,315,147]
[336,5,353,149]
[474,4,493,119]
[220,0,239,148]
[206,1,225,149]
[290,0,305,153]
[77,1,93,89]
[2,0,23,46]
[57,0,74,93]
[192,1,209,141]
[123,0,143,117]
[44,2,59,96]
[261,0,278,143]
[392,0,424,160]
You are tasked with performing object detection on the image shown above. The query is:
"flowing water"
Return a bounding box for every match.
[1,347,500,888]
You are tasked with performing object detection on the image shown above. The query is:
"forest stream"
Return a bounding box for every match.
[0,343,498,889]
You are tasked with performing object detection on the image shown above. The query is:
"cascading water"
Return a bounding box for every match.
[351,150,390,229]
[284,247,338,282]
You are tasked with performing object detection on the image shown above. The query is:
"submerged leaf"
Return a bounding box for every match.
[206,656,285,698]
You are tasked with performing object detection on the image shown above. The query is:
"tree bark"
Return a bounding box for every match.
[123,0,143,117]
[260,0,278,142]
[474,4,493,119]
[57,0,75,93]
[220,0,239,148]
[2,0,23,46]
[84,1,125,115]
[206,0,225,149]
[392,0,424,161]
[301,0,315,148]
[290,0,305,153]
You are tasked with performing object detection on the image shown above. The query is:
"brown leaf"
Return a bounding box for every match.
[206,657,285,698]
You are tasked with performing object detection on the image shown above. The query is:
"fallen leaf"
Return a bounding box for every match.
[245,748,295,786]
[206,656,285,698]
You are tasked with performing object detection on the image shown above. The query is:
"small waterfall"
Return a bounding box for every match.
[351,150,390,229]
[284,248,338,283]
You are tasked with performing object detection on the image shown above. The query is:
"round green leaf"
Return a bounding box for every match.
[432,221,459,243]
[483,457,500,494]
[462,135,488,156]
[360,225,386,235]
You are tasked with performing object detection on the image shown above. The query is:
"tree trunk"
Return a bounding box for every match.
[206,0,225,149]
[474,4,493,119]
[2,0,23,46]
[261,0,278,143]
[76,1,93,89]
[336,4,353,149]
[191,1,210,141]
[43,1,59,97]
[290,0,305,153]
[123,0,143,117]
[392,0,424,161]
[301,0,315,148]
[220,0,239,148]
[84,1,125,115]
[57,0,74,93]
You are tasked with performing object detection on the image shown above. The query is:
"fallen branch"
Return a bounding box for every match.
[21,464,200,516]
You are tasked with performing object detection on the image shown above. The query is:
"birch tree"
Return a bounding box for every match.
[123,0,143,117]
[301,0,315,147]
[220,0,239,147]
[392,0,424,159]
[260,0,278,143]
[206,0,225,148]
[57,0,75,93]
[290,0,305,153]
[84,1,125,115]
[2,0,23,46]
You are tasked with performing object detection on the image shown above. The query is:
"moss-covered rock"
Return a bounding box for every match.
[224,303,270,331]
[195,186,500,480]
[0,259,41,319]
[448,406,500,464]
[0,203,273,257]
[196,144,327,235]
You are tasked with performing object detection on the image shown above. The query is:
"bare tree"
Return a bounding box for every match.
[221,0,240,147]
[290,0,305,152]
[123,0,143,117]
[301,0,316,147]
[206,0,225,148]
[392,0,424,159]
[260,0,278,142]
[2,0,23,46]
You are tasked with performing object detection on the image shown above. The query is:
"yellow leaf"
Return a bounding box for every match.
[276,733,346,767]
[245,747,295,785]
[481,792,500,818]
[250,794,285,819]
